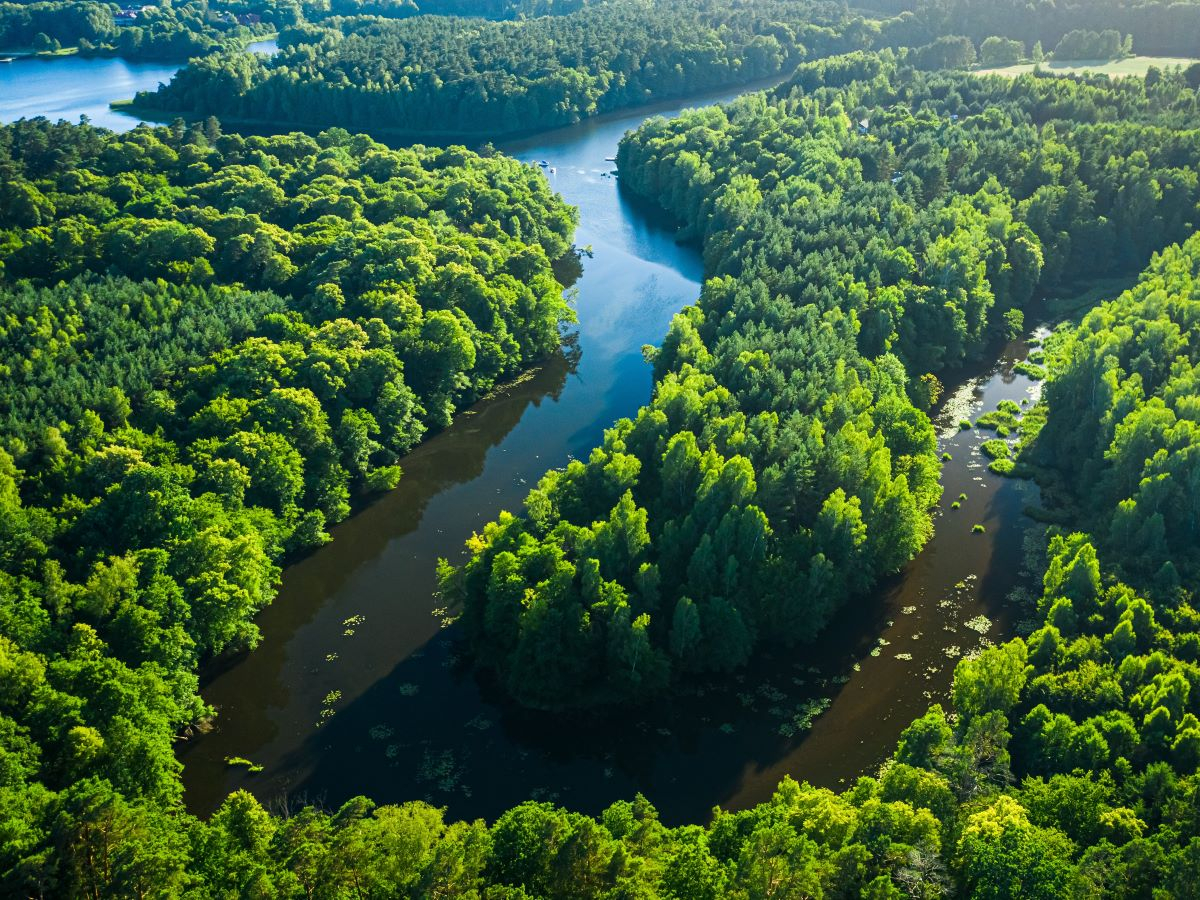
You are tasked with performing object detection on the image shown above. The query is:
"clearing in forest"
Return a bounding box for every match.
[976,55,1199,78]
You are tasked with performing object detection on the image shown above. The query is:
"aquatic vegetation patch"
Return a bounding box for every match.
[964,614,992,634]
[777,697,832,737]
[980,439,1011,460]
[418,747,465,794]
[976,400,1023,433]
[225,756,264,773]
[1014,360,1046,380]
[989,458,1017,476]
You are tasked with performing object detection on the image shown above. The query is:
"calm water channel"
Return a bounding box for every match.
[4,55,1044,825]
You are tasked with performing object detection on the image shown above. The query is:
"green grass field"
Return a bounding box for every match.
[977,55,1199,79]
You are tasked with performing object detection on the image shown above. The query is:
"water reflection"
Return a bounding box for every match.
[0,54,178,130]
[180,100,712,814]
[181,353,572,812]
[0,47,1048,820]
[269,337,1043,826]
[173,86,1044,823]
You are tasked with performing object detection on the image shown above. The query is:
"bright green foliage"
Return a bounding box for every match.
[873,0,1200,59]
[625,54,1200,373]
[979,35,1025,66]
[957,795,1079,898]
[19,512,1200,895]
[445,51,1200,710]
[0,276,283,440]
[0,0,564,64]
[1027,233,1200,586]
[0,118,575,437]
[1052,28,1129,61]
[443,64,975,707]
[0,116,577,878]
[8,12,1200,896]
[977,400,1025,434]
[981,439,1011,460]
[0,0,276,61]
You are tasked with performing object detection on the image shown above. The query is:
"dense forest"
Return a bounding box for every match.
[1022,241,1200,598]
[0,0,573,61]
[5,0,1200,893]
[6,230,1200,896]
[127,0,1200,136]
[439,53,1200,710]
[0,117,580,891]
[132,0,872,137]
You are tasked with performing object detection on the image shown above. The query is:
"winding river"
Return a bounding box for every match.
[3,55,1043,825]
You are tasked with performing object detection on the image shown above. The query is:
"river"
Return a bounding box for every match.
[2,54,1044,825]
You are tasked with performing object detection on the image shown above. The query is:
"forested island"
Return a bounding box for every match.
[123,0,1200,138]
[3,0,1200,894]
[131,0,867,137]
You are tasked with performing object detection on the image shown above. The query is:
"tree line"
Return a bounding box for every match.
[0,0,278,61]
[126,0,1200,136]
[1021,238,1200,601]
[0,0,558,62]
[4,18,1200,899]
[131,0,874,137]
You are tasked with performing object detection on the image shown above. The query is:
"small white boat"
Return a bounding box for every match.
[605,156,616,162]
[0,57,15,63]
[549,167,556,174]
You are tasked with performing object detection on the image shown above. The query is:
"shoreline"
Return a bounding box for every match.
[110,71,789,144]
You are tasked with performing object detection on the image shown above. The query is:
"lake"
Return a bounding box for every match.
[0,39,276,131]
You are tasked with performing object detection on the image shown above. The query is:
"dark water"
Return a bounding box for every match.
[178,103,717,817]
[715,333,1046,811]
[181,314,1044,822]
[175,135,1045,824]
[0,54,1044,824]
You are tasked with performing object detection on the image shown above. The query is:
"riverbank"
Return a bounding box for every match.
[0,47,1065,826]
[173,89,1051,823]
[0,46,78,58]
[181,315,1049,824]
[0,52,182,129]
[110,71,788,143]
[173,93,715,818]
